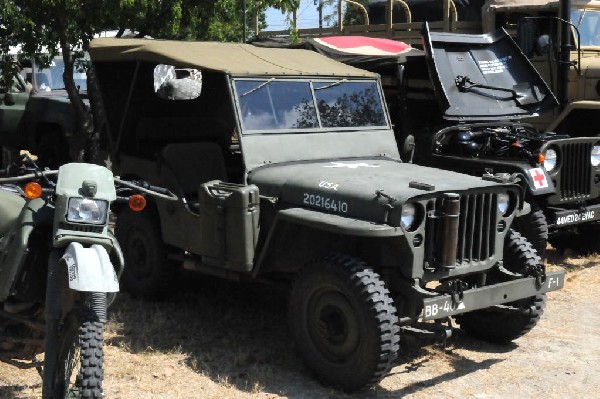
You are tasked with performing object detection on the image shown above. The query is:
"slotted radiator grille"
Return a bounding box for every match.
[559,142,592,201]
[425,193,497,266]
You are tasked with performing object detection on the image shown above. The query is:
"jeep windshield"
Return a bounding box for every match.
[233,78,388,133]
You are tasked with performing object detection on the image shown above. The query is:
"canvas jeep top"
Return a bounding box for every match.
[89,38,564,392]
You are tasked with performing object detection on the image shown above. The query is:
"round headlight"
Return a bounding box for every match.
[497,192,510,215]
[401,203,416,230]
[592,145,600,167]
[542,148,557,172]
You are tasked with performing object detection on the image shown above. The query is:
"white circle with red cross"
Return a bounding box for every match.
[528,167,549,189]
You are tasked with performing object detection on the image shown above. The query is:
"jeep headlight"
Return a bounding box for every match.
[401,203,417,230]
[497,192,511,215]
[66,198,109,224]
[542,148,557,172]
[591,145,600,167]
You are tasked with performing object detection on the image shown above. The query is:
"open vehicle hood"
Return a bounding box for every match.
[423,24,558,121]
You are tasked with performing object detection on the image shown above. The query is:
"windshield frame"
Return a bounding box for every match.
[230,76,391,135]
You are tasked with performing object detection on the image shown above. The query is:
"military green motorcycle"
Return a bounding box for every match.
[0,157,176,398]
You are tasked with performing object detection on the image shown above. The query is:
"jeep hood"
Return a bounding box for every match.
[248,157,504,224]
[423,24,558,121]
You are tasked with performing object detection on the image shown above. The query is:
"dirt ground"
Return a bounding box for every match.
[1,250,599,399]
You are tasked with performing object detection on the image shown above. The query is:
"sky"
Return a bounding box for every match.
[264,0,336,31]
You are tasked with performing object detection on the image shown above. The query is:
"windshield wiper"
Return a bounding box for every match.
[455,75,541,106]
[455,75,519,98]
[314,78,348,91]
[241,78,275,97]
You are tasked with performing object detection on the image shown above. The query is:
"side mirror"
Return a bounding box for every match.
[3,92,15,106]
[517,19,538,58]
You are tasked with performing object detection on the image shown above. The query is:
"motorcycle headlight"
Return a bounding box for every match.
[592,145,600,167]
[66,198,109,225]
[401,203,417,230]
[542,148,557,172]
[497,192,511,215]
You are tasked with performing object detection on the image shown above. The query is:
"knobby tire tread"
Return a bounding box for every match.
[456,230,546,343]
[289,253,400,392]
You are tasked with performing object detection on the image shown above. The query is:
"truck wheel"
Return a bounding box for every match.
[456,230,546,343]
[37,132,69,169]
[288,254,400,392]
[514,203,548,256]
[115,209,175,299]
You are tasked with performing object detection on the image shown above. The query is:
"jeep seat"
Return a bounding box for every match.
[159,141,227,202]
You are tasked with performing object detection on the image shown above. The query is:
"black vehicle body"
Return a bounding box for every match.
[89,38,563,392]
[420,26,600,250]
[298,26,600,253]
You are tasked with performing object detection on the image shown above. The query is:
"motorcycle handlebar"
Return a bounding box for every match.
[0,169,59,183]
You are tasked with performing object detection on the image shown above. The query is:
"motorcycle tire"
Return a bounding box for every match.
[48,305,105,398]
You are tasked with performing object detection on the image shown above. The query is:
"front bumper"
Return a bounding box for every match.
[421,271,564,321]
[547,203,600,227]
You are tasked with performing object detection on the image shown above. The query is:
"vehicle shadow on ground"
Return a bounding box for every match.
[0,384,41,399]
[106,270,511,398]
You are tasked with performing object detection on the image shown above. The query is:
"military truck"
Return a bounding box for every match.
[0,58,83,167]
[88,38,563,392]
[256,0,600,136]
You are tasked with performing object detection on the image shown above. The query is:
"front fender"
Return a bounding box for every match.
[60,242,119,292]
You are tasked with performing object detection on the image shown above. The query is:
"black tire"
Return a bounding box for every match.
[456,230,547,344]
[514,203,548,256]
[115,209,175,299]
[36,132,69,169]
[52,306,104,398]
[288,254,400,392]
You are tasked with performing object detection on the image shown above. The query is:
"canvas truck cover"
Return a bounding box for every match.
[88,38,376,77]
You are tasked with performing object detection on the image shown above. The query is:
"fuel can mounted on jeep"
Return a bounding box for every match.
[89,38,564,392]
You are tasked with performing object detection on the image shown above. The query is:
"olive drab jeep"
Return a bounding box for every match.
[88,38,564,392]
[285,25,600,256]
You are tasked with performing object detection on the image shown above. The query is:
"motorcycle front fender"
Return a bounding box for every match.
[60,242,119,293]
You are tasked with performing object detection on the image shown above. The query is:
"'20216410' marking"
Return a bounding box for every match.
[303,193,348,213]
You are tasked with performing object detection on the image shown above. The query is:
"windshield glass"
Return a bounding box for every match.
[572,8,600,46]
[23,59,88,91]
[234,78,388,133]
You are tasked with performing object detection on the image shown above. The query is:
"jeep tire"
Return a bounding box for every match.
[514,202,548,256]
[288,254,400,392]
[115,209,176,299]
[456,230,546,343]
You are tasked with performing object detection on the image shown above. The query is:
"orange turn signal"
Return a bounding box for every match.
[538,153,545,165]
[24,182,43,199]
[128,194,147,212]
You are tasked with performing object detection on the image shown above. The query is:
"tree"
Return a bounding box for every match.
[0,0,296,163]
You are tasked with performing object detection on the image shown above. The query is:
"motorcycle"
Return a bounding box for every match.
[0,156,176,398]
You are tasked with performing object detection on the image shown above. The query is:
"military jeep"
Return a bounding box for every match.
[294,26,600,255]
[89,38,564,392]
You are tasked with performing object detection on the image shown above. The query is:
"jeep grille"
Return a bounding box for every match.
[558,142,592,201]
[425,193,496,266]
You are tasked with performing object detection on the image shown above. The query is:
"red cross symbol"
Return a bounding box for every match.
[528,168,548,189]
